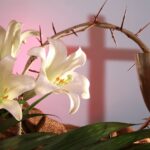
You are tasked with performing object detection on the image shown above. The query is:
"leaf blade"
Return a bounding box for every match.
[85,129,150,150]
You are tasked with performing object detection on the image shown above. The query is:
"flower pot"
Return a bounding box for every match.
[135,53,150,112]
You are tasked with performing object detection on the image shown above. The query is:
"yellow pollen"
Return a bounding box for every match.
[59,79,64,85]
[56,77,60,81]
[54,75,73,86]
[2,95,8,99]
[0,88,9,102]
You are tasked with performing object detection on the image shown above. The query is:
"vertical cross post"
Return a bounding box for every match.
[68,16,137,123]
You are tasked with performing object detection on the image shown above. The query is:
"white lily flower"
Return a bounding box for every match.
[0,56,35,121]
[29,39,90,114]
[0,20,38,59]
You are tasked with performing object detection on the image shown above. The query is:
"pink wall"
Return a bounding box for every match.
[0,0,150,126]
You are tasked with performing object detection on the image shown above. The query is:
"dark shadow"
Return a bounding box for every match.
[68,15,137,124]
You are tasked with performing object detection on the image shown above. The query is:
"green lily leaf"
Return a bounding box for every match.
[0,122,132,150]
[85,129,150,150]
[42,122,133,150]
[127,144,150,150]
[19,99,27,104]
[0,132,54,150]
[22,90,36,101]
[23,92,52,115]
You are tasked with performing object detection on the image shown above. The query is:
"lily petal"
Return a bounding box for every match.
[34,72,54,95]
[0,56,15,74]
[32,39,90,115]
[21,30,39,43]
[0,26,5,53]
[0,20,38,59]
[46,39,67,72]
[7,75,35,100]
[4,20,21,42]
[67,93,80,114]
[2,20,21,58]
[65,47,86,71]
[64,72,90,99]
[0,100,22,121]
[51,48,86,78]
[11,29,21,57]
[0,56,15,97]
[28,46,46,62]
[0,56,35,100]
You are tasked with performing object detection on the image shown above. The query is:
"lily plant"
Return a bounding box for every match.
[0,20,90,121]
[0,56,35,121]
[0,20,37,121]
[29,39,90,114]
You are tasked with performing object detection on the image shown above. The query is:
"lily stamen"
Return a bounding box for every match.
[2,95,8,99]
[54,74,73,86]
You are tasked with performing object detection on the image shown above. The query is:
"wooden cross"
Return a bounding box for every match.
[68,16,137,123]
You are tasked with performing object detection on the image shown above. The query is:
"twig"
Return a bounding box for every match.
[46,21,150,53]
[49,22,93,40]
[23,10,150,74]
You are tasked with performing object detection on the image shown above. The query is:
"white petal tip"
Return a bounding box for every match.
[16,115,22,121]
[69,108,78,115]
[76,47,87,65]
[69,101,80,115]
[82,93,90,99]
[28,47,46,60]
[13,109,23,121]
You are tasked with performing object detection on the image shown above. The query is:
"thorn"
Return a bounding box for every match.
[120,7,127,30]
[138,117,150,131]
[52,22,57,35]
[71,29,78,37]
[135,22,150,36]
[22,56,37,74]
[110,29,117,47]
[36,37,40,43]
[29,69,40,74]
[39,25,43,46]
[94,0,108,22]
[128,63,135,71]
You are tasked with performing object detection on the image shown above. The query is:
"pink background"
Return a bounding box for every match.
[0,0,150,126]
